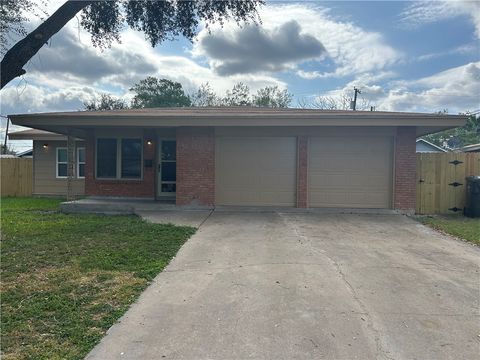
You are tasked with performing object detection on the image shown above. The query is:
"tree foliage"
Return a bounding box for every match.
[130,77,191,108]
[0,0,47,54]
[223,82,252,106]
[1,0,264,88]
[423,114,480,149]
[83,93,128,111]
[86,79,296,109]
[298,90,371,111]
[221,83,292,108]
[190,83,220,107]
[253,86,292,108]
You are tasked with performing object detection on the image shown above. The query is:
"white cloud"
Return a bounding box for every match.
[1,84,101,114]
[312,62,480,113]
[400,0,480,39]
[416,43,479,62]
[379,61,480,112]
[195,4,402,79]
[2,19,286,116]
[194,20,326,76]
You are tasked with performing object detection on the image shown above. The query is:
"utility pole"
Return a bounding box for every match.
[352,87,361,111]
[3,116,9,154]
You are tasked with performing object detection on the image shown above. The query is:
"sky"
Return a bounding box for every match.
[1,0,479,152]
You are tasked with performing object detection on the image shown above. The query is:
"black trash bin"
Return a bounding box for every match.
[464,176,480,218]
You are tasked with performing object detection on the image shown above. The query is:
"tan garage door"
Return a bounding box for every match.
[216,137,296,206]
[309,137,393,208]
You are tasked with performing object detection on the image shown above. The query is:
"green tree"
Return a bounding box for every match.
[0,0,47,54]
[423,114,480,149]
[83,93,127,111]
[130,77,191,108]
[253,86,293,108]
[223,82,252,106]
[1,0,264,89]
[190,83,220,107]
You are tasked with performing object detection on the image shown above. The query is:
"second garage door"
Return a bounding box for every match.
[309,136,393,208]
[216,137,296,206]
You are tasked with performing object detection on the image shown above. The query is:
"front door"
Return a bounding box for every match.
[157,140,176,197]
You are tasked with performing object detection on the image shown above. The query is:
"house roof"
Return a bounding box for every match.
[8,129,67,140]
[416,139,447,152]
[8,107,466,137]
[16,149,33,157]
[461,143,480,152]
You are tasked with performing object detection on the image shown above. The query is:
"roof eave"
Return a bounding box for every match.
[10,113,466,126]
[9,111,467,138]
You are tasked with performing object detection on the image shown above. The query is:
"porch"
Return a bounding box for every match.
[60,197,213,227]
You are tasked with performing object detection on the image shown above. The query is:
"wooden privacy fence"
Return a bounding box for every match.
[416,153,480,214]
[1,158,33,197]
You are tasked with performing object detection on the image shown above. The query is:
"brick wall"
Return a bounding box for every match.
[83,126,415,210]
[176,127,215,206]
[394,126,417,212]
[297,136,308,208]
[84,130,155,198]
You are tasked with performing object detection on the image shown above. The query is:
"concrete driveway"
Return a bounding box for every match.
[86,211,480,360]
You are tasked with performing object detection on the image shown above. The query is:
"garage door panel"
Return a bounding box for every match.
[216,137,296,206]
[259,174,293,189]
[310,173,390,189]
[259,191,295,206]
[310,191,390,208]
[309,137,393,208]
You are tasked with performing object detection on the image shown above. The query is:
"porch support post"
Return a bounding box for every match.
[66,133,75,201]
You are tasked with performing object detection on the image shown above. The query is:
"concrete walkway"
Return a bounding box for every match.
[86,211,480,360]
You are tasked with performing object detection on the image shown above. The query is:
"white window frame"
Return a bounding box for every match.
[77,147,85,179]
[56,147,68,179]
[95,137,143,180]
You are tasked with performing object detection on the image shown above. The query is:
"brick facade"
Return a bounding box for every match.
[394,126,417,212]
[176,127,215,207]
[296,136,308,208]
[84,130,155,198]
[83,126,417,210]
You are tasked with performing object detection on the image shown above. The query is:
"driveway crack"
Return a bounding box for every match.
[277,212,395,360]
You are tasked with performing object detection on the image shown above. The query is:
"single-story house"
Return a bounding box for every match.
[416,138,447,153]
[9,108,465,213]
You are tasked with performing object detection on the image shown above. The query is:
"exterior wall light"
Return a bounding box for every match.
[43,143,48,149]
[146,140,153,146]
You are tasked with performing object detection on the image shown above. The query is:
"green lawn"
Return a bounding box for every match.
[0,197,195,360]
[419,215,480,246]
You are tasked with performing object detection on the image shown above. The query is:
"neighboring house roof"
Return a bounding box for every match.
[8,107,467,137]
[416,139,447,153]
[16,149,33,157]
[461,143,480,152]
